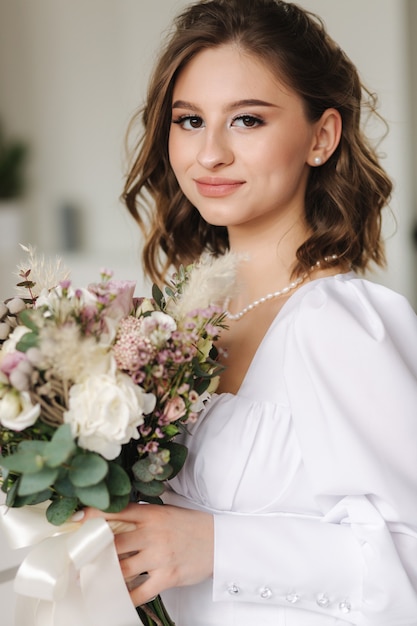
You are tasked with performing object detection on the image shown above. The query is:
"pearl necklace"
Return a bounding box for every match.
[225,257,338,321]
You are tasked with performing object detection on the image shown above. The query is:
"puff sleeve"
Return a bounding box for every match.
[213,277,417,624]
[284,277,417,622]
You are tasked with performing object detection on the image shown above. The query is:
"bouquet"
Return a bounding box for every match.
[0,245,237,626]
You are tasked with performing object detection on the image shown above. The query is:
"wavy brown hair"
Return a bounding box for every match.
[123,0,392,285]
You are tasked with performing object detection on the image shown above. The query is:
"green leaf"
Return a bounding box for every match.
[0,447,46,474]
[16,331,38,352]
[17,309,39,333]
[46,497,79,526]
[18,440,48,454]
[151,283,164,309]
[153,463,173,482]
[136,495,163,505]
[163,424,179,438]
[75,481,110,510]
[5,477,20,506]
[13,488,53,507]
[132,458,154,483]
[191,357,214,378]
[45,424,76,467]
[54,470,77,498]
[133,478,165,497]
[18,466,58,496]
[0,466,10,491]
[194,378,210,395]
[106,462,131,496]
[69,453,108,487]
[104,493,130,513]
[164,442,187,479]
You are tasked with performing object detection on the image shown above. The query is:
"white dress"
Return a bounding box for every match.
[162,273,417,626]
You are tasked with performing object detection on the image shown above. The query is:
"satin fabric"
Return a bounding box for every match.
[0,502,140,626]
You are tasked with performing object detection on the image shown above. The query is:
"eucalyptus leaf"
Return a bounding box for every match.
[153,463,173,482]
[75,481,110,510]
[19,440,48,454]
[54,470,77,498]
[17,309,39,333]
[136,495,163,505]
[106,462,131,496]
[18,466,58,496]
[70,453,108,487]
[164,442,187,479]
[16,331,38,352]
[5,477,19,506]
[132,458,153,483]
[13,488,53,507]
[46,497,79,526]
[133,479,165,497]
[152,283,164,308]
[45,424,76,467]
[0,467,10,490]
[0,448,45,474]
[104,493,130,513]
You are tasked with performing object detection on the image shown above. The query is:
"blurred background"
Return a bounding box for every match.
[0,0,416,307]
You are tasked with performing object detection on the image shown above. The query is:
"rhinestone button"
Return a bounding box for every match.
[339,599,352,614]
[316,593,330,608]
[260,586,272,599]
[227,584,240,596]
[286,591,300,604]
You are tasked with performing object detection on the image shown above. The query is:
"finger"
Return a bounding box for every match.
[78,504,148,532]
[129,573,167,608]
[81,503,140,522]
[118,550,147,580]
[114,529,143,556]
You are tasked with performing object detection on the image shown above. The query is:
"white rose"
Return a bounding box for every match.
[141,311,177,347]
[0,390,40,431]
[64,372,156,460]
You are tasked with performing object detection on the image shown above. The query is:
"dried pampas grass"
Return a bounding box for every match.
[166,252,240,319]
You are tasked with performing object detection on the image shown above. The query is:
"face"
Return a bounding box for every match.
[168,44,319,237]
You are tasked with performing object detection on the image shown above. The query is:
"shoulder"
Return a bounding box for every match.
[289,272,417,349]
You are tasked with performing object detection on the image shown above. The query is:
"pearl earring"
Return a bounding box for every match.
[313,156,323,166]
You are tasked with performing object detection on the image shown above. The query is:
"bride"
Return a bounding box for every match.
[83,1,417,624]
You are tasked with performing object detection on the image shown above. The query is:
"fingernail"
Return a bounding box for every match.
[71,510,85,522]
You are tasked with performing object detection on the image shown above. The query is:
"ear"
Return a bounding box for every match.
[308,108,342,167]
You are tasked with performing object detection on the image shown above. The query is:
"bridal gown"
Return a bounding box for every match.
[161,272,417,626]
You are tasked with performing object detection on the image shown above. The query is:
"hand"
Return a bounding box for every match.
[83,503,214,607]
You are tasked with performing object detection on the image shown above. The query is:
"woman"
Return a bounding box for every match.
[85,1,417,623]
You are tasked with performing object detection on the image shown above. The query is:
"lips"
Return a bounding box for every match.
[194,177,245,197]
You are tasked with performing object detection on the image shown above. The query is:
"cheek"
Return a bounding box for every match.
[168,134,188,180]
[168,133,177,170]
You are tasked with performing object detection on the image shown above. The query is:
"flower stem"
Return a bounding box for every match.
[136,595,176,626]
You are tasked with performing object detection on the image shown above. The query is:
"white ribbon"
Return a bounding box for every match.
[0,502,140,626]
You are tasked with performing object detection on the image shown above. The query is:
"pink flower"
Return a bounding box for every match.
[161,396,186,423]
[104,280,136,320]
[0,351,26,376]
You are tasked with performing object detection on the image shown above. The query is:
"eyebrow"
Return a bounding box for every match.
[171,99,279,111]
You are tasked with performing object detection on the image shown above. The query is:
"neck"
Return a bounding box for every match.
[227,219,309,304]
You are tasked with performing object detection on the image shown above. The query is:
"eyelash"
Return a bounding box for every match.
[171,114,265,130]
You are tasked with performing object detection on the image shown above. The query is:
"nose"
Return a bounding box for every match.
[196,128,234,169]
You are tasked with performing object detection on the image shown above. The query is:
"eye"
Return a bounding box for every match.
[231,114,264,128]
[172,115,204,130]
